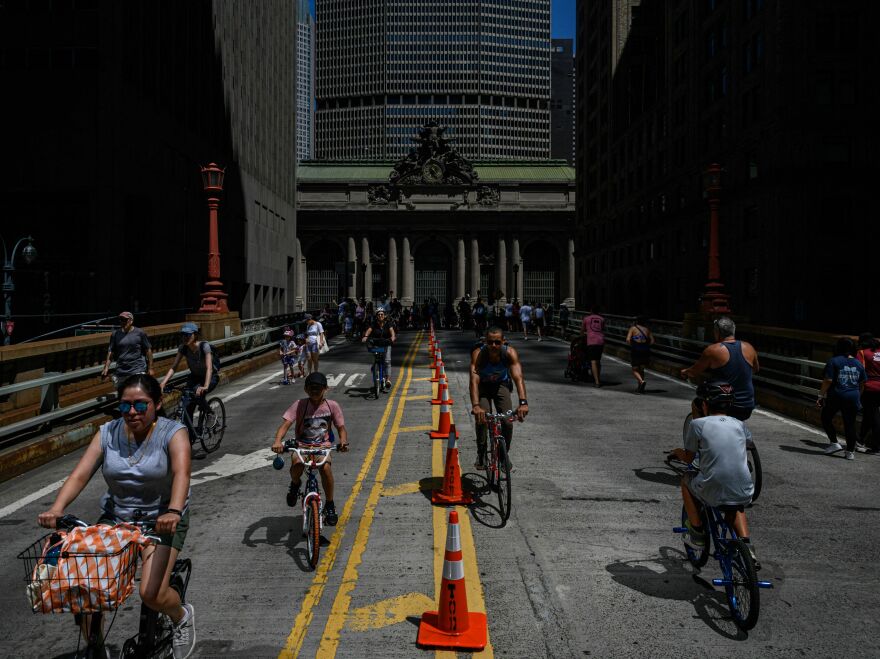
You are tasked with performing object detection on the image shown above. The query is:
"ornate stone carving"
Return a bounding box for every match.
[476,185,500,207]
[389,122,479,188]
[368,184,392,205]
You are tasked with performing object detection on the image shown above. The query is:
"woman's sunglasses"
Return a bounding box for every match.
[118,400,150,414]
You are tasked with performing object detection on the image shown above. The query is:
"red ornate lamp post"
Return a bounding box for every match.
[699,163,731,313]
[198,162,230,313]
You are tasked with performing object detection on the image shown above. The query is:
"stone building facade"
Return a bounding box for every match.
[297,126,574,311]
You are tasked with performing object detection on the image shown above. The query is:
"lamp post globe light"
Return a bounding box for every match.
[198,162,230,313]
[1,234,37,345]
[699,163,731,314]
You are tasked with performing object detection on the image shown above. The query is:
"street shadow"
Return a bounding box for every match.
[641,388,669,395]
[417,476,443,501]
[839,505,880,512]
[344,386,375,400]
[778,444,829,456]
[463,472,508,529]
[605,545,747,640]
[241,514,323,572]
[633,466,681,488]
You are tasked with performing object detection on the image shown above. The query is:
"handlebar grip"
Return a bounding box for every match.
[57,514,88,530]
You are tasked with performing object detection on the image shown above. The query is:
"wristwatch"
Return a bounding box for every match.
[519,399,528,406]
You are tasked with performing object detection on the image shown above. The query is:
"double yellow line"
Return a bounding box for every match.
[280,332,422,658]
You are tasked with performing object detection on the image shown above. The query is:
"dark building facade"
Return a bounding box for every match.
[551,39,576,165]
[0,0,297,342]
[575,0,876,330]
[315,0,552,161]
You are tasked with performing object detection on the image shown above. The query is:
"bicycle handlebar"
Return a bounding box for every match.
[484,410,518,421]
[281,440,337,466]
[56,514,163,542]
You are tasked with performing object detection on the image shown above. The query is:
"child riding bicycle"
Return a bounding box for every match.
[669,381,759,568]
[271,372,349,526]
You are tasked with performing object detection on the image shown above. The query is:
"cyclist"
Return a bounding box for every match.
[668,381,758,568]
[362,308,396,389]
[160,323,219,435]
[101,311,154,383]
[271,372,349,526]
[681,316,760,422]
[38,374,196,659]
[470,326,529,470]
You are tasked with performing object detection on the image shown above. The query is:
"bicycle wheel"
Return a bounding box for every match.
[198,398,226,453]
[680,505,710,568]
[496,441,512,526]
[682,413,693,443]
[486,437,497,490]
[747,443,763,502]
[724,540,760,630]
[372,365,380,399]
[305,498,321,569]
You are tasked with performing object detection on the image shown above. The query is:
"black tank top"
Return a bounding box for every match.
[708,341,755,411]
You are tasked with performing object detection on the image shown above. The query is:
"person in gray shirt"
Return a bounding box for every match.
[101,311,153,381]
[669,381,758,566]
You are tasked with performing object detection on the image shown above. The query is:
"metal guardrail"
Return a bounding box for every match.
[0,317,313,442]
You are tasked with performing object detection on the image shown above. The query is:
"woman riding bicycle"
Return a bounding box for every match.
[362,308,396,389]
[37,374,196,659]
[160,322,219,431]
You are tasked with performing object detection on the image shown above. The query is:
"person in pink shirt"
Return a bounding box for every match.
[581,306,606,387]
[271,372,349,525]
[857,333,880,451]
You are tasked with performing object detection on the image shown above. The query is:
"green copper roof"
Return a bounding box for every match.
[297,160,575,184]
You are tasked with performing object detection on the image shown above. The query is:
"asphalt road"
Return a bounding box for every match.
[0,328,877,658]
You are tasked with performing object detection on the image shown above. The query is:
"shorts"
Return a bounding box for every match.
[305,341,319,354]
[282,355,296,366]
[534,317,545,328]
[682,473,750,509]
[98,510,190,551]
[630,347,650,367]
[586,344,604,361]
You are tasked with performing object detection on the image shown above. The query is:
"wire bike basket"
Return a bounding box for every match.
[19,524,148,614]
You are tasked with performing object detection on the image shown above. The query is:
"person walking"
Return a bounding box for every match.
[304,314,326,375]
[558,304,570,338]
[819,337,867,460]
[625,316,655,393]
[101,311,154,383]
[534,302,545,341]
[856,333,880,452]
[581,306,606,387]
[519,300,533,340]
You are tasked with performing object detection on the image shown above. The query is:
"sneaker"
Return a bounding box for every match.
[684,519,706,548]
[856,443,869,453]
[324,501,338,526]
[286,482,300,507]
[742,541,762,571]
[823,442,844,455]
[172,603,196,659]
[845,451,855,461]
[282,379,289,386]
[638,381,647,394]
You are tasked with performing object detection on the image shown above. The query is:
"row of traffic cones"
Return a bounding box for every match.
[419,320,486,651]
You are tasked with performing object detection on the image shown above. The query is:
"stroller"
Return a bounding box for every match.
[563,335,591,382]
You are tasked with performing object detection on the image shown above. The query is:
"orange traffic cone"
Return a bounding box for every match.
[431,425,471,505]
[431,347,441,370]
[431,375,454,406]
[430,360,444,383]
[430,396,459,439]
[417,509,487,650]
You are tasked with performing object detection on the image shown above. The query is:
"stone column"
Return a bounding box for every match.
[456,237,466,302]
[347,236,357,299]
[401,236,414,307]
[470,236,480,298]
[387,236,398,299]
[564,238,576,308]
[294,239,306,311]
[361,236,372,301]
[511,237,523,303]
[496,237,507,304]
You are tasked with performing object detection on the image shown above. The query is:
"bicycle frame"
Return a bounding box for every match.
[285,445,332,535]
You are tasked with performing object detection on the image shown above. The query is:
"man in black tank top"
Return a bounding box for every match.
[681,317,760,421]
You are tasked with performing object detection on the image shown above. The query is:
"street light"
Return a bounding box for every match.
[699,163,731,313]
[1,234,37,345]
[197,162,230,313]
[512,262,520,302]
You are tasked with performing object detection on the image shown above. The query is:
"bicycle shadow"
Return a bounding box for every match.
[462,472,508,529]
[344,386,375,400]
[632,466,681,487]
[605,545,748,640]
[241,515,329,572]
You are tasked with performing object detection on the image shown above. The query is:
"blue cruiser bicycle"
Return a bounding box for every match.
[366,338,392,399]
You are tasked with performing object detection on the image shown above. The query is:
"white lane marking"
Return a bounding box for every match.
[269,385,280,390]
[345,373,364,387]
[326,373,346,387]
[606,354,826,437]
[0,479,66,520]
[190,449,274,486]
[221,371,284,403]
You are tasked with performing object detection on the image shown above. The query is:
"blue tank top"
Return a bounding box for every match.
[709,341,755,411]
[478,345,511,386]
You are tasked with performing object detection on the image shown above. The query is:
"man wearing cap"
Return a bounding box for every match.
[101,311,153,382]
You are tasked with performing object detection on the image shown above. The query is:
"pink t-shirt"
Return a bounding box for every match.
[282,398,345,447]
[582,314,606,346]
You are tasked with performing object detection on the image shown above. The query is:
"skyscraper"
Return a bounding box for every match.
[551,38,575,165]
[296,0,315,161]
[315,0,551,161]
